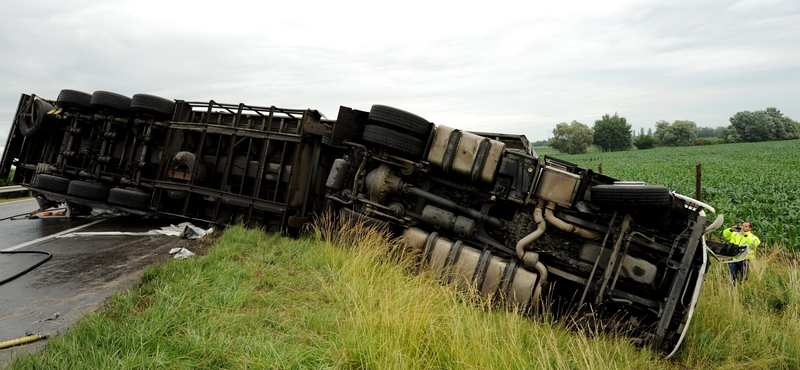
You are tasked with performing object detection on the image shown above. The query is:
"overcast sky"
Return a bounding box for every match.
[1,0,798,154]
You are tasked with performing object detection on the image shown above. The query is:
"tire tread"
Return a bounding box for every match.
[362,125,424,158]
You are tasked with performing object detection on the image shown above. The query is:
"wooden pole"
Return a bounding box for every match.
[598,163,603,174]
[695,163,701,201]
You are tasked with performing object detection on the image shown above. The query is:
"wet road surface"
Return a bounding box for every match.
[0,200,200,366]
[0,199,96,248]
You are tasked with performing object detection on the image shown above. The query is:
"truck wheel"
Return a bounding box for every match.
[67,180,110,201]
[18,99,55,137]
[90,91,132,114]
[368,105,433,139]
[362,125,424,158]
[130,93,176,119]
[108,188,151,209]
[32,174,70,194]
[591,184,671,208]
[56,89,93,111]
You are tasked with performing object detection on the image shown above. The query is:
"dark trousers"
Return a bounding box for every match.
[728,260,749,285]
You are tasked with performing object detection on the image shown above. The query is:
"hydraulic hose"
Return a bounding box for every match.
[0,208,67,222]
[0,250,53,285]
[0,212,33,222]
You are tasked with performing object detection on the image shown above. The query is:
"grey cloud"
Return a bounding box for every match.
[1,0,798,148]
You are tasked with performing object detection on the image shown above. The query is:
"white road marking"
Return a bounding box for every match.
[1,219,110,252]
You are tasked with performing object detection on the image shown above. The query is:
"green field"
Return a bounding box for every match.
[535,140,800,249]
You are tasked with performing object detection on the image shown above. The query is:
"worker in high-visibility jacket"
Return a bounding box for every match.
[722,221,760,284]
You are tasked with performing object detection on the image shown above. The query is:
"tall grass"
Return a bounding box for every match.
[6,220,664,369]
[678,245,800,369]
[312,216,675,369]
[7,219,799,369]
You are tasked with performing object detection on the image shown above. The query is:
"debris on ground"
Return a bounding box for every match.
[32,312,59,323]
[55,222,213,239]
[156,222,214,239]
[168,248,196,259]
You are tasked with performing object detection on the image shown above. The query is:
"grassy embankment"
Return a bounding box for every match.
[6,217,800,369]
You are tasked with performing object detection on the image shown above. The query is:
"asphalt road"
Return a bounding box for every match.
[0,199,96,248]
[0,199,200,366]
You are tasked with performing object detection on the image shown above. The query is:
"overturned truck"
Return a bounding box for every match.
[2,90,728,356]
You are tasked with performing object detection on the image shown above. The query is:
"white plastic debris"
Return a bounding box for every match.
[156,222,214,240]
[169,247,196,259]
[56,222,213,239]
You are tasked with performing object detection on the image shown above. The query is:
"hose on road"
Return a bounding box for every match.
[0,207,67,222]
[0,250,53,285]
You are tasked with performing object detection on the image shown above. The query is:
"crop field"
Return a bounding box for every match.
[538,140,800,250]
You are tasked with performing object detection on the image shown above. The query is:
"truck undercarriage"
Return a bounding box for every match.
[1,90,732,356]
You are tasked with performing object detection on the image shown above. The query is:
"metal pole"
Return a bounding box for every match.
[695,163,701,201]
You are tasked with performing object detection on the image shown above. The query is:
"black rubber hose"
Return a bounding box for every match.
[0,208,67,222]
[0,251,53,285]
[0,212,31,222]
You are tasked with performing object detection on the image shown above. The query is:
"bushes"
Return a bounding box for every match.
[694,138,720,146]
[633,135,657,149]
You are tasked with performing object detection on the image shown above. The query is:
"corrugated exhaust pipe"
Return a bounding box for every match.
[545,202,600,240]
[516,201,546,266]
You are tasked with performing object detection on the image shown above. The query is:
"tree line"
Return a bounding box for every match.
[548,107,800,154]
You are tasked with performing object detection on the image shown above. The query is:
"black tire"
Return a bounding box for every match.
[18,99,55,137]
[67,180,110,201]
[362,125,424,158]
[130,93,176,118]
[368,105,433,138]
[56,89,93,111]
[90,91,132,113]
[591,184,671,208]
[108,188,151,209]
[32,174,70,193]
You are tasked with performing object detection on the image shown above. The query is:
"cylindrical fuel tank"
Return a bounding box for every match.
[427,125,505,184]
[403,227,541,312]
[326,158,351,190]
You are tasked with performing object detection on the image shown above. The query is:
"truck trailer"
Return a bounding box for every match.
[1,89,737,356]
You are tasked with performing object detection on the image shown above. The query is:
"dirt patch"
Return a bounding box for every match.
[186,226,223,256]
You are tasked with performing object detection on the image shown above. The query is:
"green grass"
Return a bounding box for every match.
[678,248,800,369]
[0,196,33,204]
[0,167,26,201]
[7,221,800,369]
[538,140,800,249]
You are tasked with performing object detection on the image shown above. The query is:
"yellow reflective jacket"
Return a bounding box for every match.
[723,228,761,260]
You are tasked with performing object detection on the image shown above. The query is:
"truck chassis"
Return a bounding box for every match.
[1,90,726,356]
